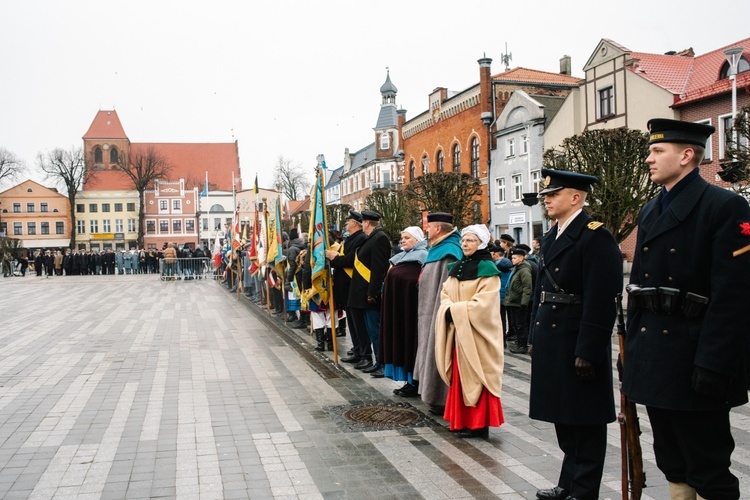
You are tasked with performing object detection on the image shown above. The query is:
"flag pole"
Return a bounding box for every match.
[315,155,337,362]
[263,197,271,316]
[277,194,288,323]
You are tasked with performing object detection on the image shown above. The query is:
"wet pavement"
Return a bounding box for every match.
[0,273,749,499]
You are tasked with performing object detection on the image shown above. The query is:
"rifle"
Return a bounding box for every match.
[616,293,645,500]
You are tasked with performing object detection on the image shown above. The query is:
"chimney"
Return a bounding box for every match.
[478,55,493,115]
[559,55,572,75]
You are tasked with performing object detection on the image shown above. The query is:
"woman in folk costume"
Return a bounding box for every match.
[379,227,429,396]
[435,224,505,438]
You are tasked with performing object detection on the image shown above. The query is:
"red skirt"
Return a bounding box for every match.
[444,350,504,431]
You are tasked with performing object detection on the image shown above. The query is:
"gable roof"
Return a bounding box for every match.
[0,178,65,198]
[287,197,310,217]
[83,110,128,139]
[626,52,695,94]
[491,67,581,86]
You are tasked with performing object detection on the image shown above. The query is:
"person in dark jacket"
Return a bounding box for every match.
[623,119,750,500]
[325,211,367,360]
[345,210,391,375]
[505,247,533,354]
[529,169,622,500]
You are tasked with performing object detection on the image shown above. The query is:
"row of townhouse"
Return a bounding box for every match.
[327,37,750,258]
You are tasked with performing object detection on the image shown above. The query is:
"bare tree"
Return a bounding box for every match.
[405,172,483,227]
[273,155,311,201]
[37,146,90,249]
[0,148,25,187]
[114,146,172,248]
[720,104,750,197]
[365,190,420,240]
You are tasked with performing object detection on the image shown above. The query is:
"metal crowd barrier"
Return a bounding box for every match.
[159,257,211,281]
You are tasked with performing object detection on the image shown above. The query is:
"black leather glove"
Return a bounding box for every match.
[575,357,596,381]
[692,366,728,398]
[616,355,623,382]
[445,308,453,323]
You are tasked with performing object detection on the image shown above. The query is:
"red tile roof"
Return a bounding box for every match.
[492,67,581,86]
[626,52,695,94]
[83,110,128,139]
[674,37,750,106]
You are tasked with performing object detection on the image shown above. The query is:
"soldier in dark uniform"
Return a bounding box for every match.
[345,210,391,375]
[623,119,750,500]
[325,211,367,361]
[529,169,623,500]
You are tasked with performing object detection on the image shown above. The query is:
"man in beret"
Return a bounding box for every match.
[345,210,391,375]
[325,211,367,359]
[413,212,463,415]
[529,168,623,500]
[498,233,515,259]
[623,118,750,499]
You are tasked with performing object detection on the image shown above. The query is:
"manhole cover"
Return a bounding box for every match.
[324,401,435,432]
[344,404,420,427]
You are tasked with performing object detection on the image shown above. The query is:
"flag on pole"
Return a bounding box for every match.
[309,168,330,304]
[248,206,260,275]
[241,221,249,246]
[259,201,268,266]
[253,174,259,195]
[265,199,283,267]
[232,208,241,254]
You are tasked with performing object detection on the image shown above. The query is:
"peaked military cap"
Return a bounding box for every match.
[361,210,382,222]
[346,210,362,223]
[538,168,598,195]
[647,118,715,147]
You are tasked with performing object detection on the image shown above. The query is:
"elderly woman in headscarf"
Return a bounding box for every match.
[434,224,505,438]
[378,227,429,396]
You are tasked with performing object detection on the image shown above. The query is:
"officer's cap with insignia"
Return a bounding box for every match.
[538,168,598,195]
[346,210,362,223]
[360,210,382,222]
[647,118,715,147]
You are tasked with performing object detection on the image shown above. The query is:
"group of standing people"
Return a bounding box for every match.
[23,248,162,276]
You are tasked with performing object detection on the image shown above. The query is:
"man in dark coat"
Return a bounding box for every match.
[623,119,750,500]
[529,169,623,500]
[325,211,367,361]
[345,210,391,374]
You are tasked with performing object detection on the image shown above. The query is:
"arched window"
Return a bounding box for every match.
[94,147,103,163]
[471,137,480,177]
[436,150,444,172]
[110,147,119,164]
[379,132,390,150]
[421,155,429,175]
[209,204,225,212]
[409,161,416,181]
[720,56,750,79]
[452,144,461,172]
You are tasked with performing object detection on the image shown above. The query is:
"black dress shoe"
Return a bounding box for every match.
[336,329,346,337]
[369,367,384,378]
[428,405,445,416]
[340,355,360,363]
[456,427,489,439]
[353,359,373,370]
[509,345,528,354]
[536,486,569,500]
[393,383,410,395]
[397,383,419,397]
[346,349,355,356]
[361,363,381,373]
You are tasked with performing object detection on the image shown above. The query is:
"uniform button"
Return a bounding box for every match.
[536,322,540,326]
[552,324,557,329]
[555,267,560,272]
[552,305,557,310]
[640,327,646,333]
[644,273,649,279]
[670,248,676,254]
[668,277,673,282]
[662,329,669,335]
[643,246,649,252]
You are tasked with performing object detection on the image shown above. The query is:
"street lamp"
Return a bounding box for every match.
[724,47,743,146]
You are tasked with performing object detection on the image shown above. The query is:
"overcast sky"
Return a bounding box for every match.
[1,0,748,192]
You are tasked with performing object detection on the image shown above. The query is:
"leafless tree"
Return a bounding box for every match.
[114,146,172,247]
[0,148,25,187]
[273,155,312,201]
[36,146,90,249]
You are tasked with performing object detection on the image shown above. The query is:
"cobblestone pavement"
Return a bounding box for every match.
[0,274,749,499]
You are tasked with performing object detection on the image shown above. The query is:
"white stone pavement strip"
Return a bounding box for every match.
[255,432,322,499]
[139,349,168,442]
[21,353,109,449]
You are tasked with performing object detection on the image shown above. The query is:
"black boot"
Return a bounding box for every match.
[325,329,334,351]
[286,312,297,322]
[336,317,346,337]
[313,328,325,351]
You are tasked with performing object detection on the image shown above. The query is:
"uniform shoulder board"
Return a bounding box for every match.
[587,221,603,230]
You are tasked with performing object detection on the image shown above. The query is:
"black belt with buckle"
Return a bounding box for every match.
[539,291,583,304]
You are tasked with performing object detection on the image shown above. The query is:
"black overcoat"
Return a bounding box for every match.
[328,230,366,309]
[623,176,750,410]
[348,227,391,310]
[529,211,623,425]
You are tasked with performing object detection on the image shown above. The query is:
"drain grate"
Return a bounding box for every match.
[325,401,434,432]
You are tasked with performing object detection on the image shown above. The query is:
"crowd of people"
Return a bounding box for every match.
[217,118,750,500]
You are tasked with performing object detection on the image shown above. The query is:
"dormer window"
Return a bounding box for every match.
[94,146,103,163]
[379,132,390,150]
[720,56,749,79]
